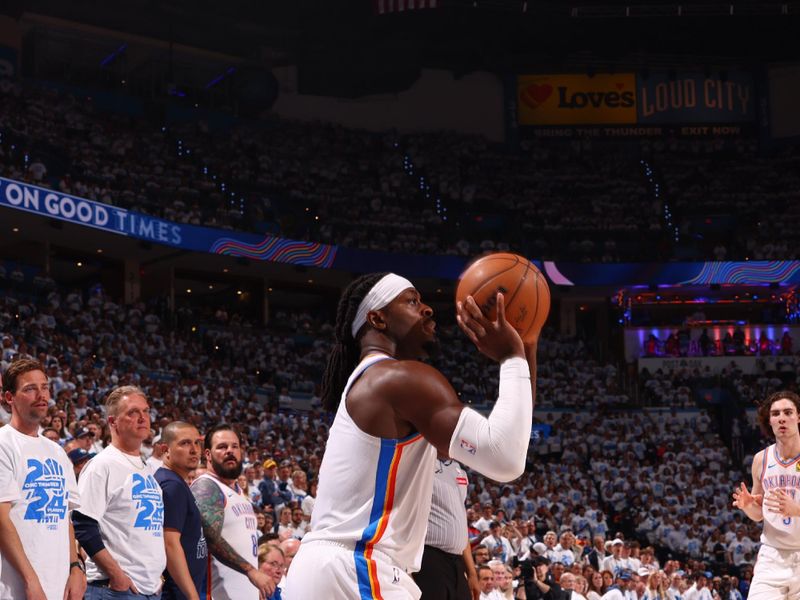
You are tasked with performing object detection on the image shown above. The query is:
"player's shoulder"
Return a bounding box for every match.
[371,358,451,391]
[753,446,770,466]
[378,359,459,408]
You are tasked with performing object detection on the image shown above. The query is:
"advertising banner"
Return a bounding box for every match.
[637,71,755,123]
[0,177,482,278]
[517,74,637,125]
[517,71,757,128]
[0,177,337,268]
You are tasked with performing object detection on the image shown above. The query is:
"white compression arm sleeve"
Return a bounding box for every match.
[447,356,532,482]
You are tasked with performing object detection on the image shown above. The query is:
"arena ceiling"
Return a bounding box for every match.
[9,0,800,77]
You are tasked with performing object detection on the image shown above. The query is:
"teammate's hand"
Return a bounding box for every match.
[763,488,800,517]
[109,571,138,594]
[247,568,276,600]
[457,294,525,363]
[732,482,762,510]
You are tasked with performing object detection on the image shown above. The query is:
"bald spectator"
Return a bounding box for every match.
[276,538,299,596]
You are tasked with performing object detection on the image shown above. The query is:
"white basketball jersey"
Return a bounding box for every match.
[759,444,800,550]
[303,353,436,576]
[192,473,259,600]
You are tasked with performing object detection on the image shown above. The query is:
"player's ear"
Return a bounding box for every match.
[366,309,388,332]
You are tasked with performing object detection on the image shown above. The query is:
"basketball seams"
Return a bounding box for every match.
[504,259,531,324]
[456,255,521,301]
[456,252,550,343]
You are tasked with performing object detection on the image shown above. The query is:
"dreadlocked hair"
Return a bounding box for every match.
[320,272,389,411]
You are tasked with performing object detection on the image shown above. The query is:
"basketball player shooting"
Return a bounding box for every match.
[732,391,800,600]
[285,272,538,599]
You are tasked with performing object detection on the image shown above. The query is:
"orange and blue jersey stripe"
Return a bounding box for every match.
[354,432,423,600]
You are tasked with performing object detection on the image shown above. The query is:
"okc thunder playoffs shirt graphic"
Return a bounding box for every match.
[77,444,167,595]
[0,425,79,599]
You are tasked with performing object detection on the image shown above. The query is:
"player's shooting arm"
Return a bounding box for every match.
[192,478,256,575]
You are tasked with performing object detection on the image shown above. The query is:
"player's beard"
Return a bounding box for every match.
[212,454,243,480]
[422,336,440,359]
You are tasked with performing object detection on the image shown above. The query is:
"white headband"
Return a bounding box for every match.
[351,273,414,338]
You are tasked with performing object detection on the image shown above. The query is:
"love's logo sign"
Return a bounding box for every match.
[520,84,554,108]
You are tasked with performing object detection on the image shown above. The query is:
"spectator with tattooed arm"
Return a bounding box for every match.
[192,424,274,600]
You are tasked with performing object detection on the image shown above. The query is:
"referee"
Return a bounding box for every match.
[414,455,479,600]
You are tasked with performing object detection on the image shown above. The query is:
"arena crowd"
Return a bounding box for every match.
[2,78,799,262]
[0,269,782,599]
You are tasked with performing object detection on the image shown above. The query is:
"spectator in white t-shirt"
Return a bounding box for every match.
[601,539,626,575]
[726,528,754,568]
[481,521,514,565]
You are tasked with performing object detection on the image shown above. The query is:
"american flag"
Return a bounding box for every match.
[375,0,438,14]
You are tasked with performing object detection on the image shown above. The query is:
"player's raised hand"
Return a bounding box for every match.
[457,293,524,363]
[763,488,800,517]
[732,482,762,510]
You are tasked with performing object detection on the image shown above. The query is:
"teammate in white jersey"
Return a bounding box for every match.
[192,424,274,600]
[0,358,85,600]
[285,272,538,599]
[732,390,800,600]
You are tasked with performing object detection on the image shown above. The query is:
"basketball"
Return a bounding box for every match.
[455,252,550,343]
